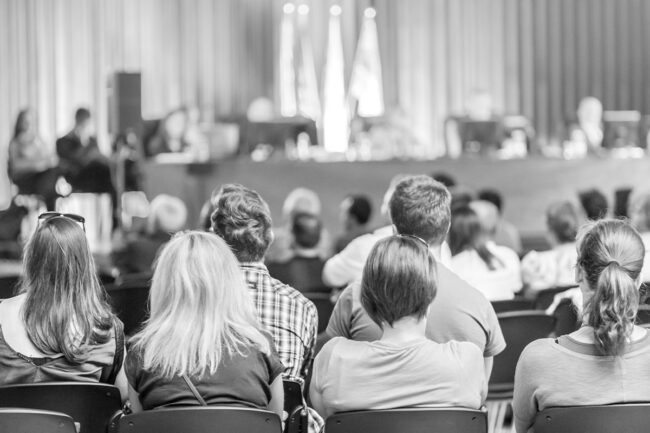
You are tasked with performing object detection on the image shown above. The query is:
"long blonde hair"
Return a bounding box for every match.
[130,231,270,378]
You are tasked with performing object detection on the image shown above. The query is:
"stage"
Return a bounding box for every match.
[142,156,650,238]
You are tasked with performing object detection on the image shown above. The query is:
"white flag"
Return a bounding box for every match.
[279,3,297,117]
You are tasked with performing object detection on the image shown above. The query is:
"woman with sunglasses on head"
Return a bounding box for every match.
[125,231,284,415]
[513,219,650,433]
[0,213,127,398]
[310,235,486,419]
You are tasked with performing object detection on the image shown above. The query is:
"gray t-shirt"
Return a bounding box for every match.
[326,264,506,357]
[513,330,650,433]
[311,336,486,418]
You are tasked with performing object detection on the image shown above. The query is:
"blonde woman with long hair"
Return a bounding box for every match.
[125,231,284,415]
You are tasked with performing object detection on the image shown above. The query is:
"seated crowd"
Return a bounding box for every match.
[2,172,650,433]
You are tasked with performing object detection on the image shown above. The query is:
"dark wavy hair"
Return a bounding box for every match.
[578,219,644,356]
[361,235,437,328]
[449,205,502,270]
[546,201,580,244]
[210,184,274,262]
[20,217,115,363]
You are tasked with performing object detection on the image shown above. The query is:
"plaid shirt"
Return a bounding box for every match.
[241,262,318,383]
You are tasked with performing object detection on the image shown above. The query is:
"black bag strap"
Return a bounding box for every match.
[182,375,208,406]
[100,319,125,384]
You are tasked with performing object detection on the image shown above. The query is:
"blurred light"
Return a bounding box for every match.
[330,5,342,16]
[297,4,309,15]
[283,3,295,14]
[364,7,376,18]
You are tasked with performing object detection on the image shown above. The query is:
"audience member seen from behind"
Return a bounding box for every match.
[267,212,327,292]
[112,194,188,275]
[478,188,522,254]
[326,175,504,380]
[449,203,522,300]
[0,214,127,398]
[265,187,333,263]
[628,191,650,282]
[579,188,608,220]
[334,194,373,253]
[513,219,650,433]
[126,232,283,414]
[521,201,580,293]
[311,236,486,418]
[8,108,60,210]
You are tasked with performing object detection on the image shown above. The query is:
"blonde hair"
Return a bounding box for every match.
[130,231,270,378]
[147,194,188,234]
[577,219,645,356]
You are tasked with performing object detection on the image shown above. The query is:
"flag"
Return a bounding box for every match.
[279,3,297,117]
[322,5,349,153]
[295,5,321,123]
[348,7,384,117]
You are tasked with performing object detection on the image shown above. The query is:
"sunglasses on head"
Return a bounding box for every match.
[395,234,429,249]
[38,212,86,232]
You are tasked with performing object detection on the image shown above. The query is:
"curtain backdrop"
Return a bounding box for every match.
[2,0,650,205]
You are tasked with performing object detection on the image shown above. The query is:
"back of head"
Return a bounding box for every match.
[450,205,501,270]
[577,219,644,355]
[477,189,503,214]
[75,107,91,126]
[148,194,188,234]
[211,184,273,262]
[361,235,437,328]
[291,212,322,249]
[628,191,650,233]
[380,174,410,220]
[546,201,580,244]
[282,188,321,221]
[345,194,372,225]
[469,200,499,236]
[579,189,608,220]
[389,175,451,245]
[22,216,113,363]
[133,231,269,377]
[430,172,457,189]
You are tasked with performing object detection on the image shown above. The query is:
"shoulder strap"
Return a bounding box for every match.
[100,319,125,384]
[182,375,208,406]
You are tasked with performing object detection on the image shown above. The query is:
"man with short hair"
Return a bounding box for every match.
[334,194,373,253]
[210,184,321,431]
[326,175,505,378]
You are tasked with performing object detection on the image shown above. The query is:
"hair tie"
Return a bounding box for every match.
[607,260,620,267]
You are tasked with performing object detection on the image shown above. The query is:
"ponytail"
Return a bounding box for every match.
[586,261,638,356]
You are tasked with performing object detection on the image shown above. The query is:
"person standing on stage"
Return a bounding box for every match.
[8,108,60,210]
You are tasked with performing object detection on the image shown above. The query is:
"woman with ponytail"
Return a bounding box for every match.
[513,219,650,433]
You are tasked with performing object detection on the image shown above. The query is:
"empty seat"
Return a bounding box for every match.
[105,273,152,336]
[533,404,650,433]
[283,380,307,433]
[324,408,487,433]
[533,286,577,310]
[0,382,122,433]
[491,298,533,313]
[0,408,77,433]
[115,407,282,433]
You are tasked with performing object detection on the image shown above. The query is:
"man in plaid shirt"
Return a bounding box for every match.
[211,184,321,431]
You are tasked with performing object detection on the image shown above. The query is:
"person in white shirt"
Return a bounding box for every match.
[449,202,522,300]
[521,201,580,294]
[323,174,453,288]
[628,191,650,283]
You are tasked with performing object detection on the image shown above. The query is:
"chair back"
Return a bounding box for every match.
[303,292,334,334]
[491,298,533,313]
[115,407,282,433]
[0,408,77,433]
[283,380,307,433]
[106,273,151,335]
[533,404,650,433]
[552,298,580,336]
[636,304,650,326]
[0,275,20,299]
[325,408,487,433]
[0,383,121,433]
[490,311,555,394]
[534,286,577,310]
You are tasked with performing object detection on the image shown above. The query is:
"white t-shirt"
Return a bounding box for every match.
[311,336,486,418]
[521,243,578,292]
[450,242,522,301]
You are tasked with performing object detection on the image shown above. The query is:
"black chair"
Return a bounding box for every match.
[533,286,578,310]
[552,298,580,337]
[284,380,308,433]
[491,298,533,313]
[0,408,77,433]
[115,407,282,433]
[0,383,122,433]
[636,304,650,327]
[105,273,152,336]
[533,404,650,433]
[0,275,20,299]
[303,292,334,334]
[324,408,487,433]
